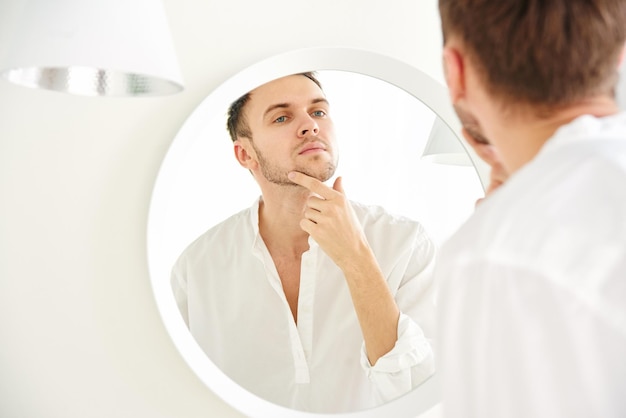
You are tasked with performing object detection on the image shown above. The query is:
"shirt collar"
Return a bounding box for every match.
[543,111,626,154]
[250,196,263,253]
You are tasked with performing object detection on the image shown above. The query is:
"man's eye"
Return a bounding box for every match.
[274,116,287,123]
[312,110,326,117]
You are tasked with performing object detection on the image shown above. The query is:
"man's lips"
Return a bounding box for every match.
[298,142,327,155]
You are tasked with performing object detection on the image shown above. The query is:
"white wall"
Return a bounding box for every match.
[0,1,445,417]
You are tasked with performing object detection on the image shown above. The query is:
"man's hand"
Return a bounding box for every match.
[289,171,401,365]
[287,171,368,269]
[462,128,508,205]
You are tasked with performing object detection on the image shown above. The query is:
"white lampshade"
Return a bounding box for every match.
[617,64,626,110]
[0,0,184,97]
[422,116,472,166]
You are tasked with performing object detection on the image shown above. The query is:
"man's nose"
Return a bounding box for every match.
[298,115,320,137]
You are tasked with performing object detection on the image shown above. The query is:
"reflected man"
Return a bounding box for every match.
[436,0,626,417]
[171,72,436,413]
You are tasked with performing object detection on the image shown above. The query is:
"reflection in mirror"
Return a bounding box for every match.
[149,65,483,417]
[162,71,482,266]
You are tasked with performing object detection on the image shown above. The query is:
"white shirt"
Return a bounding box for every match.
[436,112,626,418]
[171,199,436,413]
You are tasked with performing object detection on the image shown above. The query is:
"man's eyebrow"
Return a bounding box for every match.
[311,97,329,106]
[263,103,289,118]
[263,97,329,119]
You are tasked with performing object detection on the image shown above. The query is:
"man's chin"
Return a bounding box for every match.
[293,167,336,183]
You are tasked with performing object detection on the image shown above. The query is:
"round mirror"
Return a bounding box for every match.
[148,47,487,417]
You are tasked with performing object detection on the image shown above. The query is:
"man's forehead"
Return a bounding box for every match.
[253,75,321,99]
[256,73,317,90]
[246,75,326,116]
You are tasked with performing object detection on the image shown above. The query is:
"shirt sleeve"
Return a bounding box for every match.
[360,227,437,403]
[359,312,435,403]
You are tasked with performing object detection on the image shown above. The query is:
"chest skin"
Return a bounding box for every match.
[272,254,302,324]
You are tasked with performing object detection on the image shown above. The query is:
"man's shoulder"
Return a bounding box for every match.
[350,201,434,270]
[349,200,427,237]
[179,206,254,259]
[350,200,421,224]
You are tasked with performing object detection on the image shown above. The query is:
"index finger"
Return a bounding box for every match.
[288,171,336,199]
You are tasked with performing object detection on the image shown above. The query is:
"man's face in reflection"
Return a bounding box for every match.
[243,74,338,186]
[453,102,490,145]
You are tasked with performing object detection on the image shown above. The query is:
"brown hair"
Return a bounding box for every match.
[439,0,626,107]
[226,72,323,142]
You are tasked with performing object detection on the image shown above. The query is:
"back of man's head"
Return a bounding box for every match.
[439,0,626,108]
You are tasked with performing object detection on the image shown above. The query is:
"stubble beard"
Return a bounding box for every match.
[253,142,338,186]
[453,103,491,144]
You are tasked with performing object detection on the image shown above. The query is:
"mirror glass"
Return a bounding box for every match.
[155,70,483,274]
[148,48,485,418]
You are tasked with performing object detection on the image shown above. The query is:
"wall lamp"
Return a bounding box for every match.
[0,0,183,97]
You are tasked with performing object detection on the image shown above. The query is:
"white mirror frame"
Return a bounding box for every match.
[148,47,489,418]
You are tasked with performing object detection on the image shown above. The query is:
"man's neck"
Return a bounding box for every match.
[258,185,313,258]
[488,96,620,173]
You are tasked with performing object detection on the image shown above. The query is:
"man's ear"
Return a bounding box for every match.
[233,138,257,169]
[442,46,466,104]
